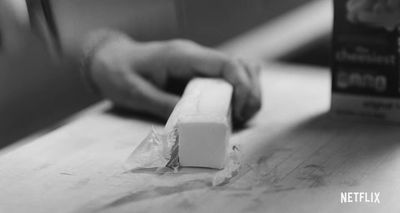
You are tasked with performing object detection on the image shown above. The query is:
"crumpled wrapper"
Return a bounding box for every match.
[124,127,179,172]
[124,126,242,186]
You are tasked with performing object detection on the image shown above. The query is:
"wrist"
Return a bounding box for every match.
[80,30,134,93]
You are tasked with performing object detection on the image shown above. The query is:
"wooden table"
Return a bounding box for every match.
[2,1,400,212]
[1,62,400,213]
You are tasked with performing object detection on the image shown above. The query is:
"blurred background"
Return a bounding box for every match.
[0,0,329,148]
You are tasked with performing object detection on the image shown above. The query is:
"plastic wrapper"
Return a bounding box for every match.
[124,127,179,172]
[124,127,242,186]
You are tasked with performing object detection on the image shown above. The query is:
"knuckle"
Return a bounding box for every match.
[223,57,239,68]
[253,98,262,111]
[221,59,241,82]
[165,39,197,53]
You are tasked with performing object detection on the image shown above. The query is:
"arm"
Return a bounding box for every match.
[0,0,30,52]
[1,0,262,125]
[45,0,178,60]
[82,30,262,125]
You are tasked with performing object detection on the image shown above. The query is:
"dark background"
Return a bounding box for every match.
[0,0,315,148]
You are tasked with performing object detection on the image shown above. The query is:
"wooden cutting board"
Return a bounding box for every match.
[1,63,399,213]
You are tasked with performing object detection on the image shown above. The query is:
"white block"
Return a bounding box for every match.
[165,78,233,169]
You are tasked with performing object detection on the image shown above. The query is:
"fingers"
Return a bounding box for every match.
[160,40,228,80]
[222,59,262,125]
[100,39,263,124]
[88,38,181,121]
[121,74,180,120]
[159,40,263,125]
[237,59,262,123]
[92,64,180,120]
[220,59,252,124]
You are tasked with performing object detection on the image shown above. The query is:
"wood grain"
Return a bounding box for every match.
[1,63,400,212]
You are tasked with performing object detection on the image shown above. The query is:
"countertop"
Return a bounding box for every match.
[1,1,400,212]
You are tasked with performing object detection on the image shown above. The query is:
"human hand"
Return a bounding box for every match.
[85,32,262,126]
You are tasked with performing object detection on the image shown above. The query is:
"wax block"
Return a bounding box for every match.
[165,78,233,169]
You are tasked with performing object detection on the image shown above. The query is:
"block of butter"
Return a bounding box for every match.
[165,78,233,169]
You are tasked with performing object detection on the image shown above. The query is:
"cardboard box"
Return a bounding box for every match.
[331,0,400,121]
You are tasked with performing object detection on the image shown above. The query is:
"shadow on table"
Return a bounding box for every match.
[240,113,400,191]
[105,105,166,124]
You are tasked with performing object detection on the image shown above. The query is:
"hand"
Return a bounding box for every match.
[87,33,262,126]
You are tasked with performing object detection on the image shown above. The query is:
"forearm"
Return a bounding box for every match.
[3,0,129,62]
[0,0,30,52]
[0,0,62,56]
